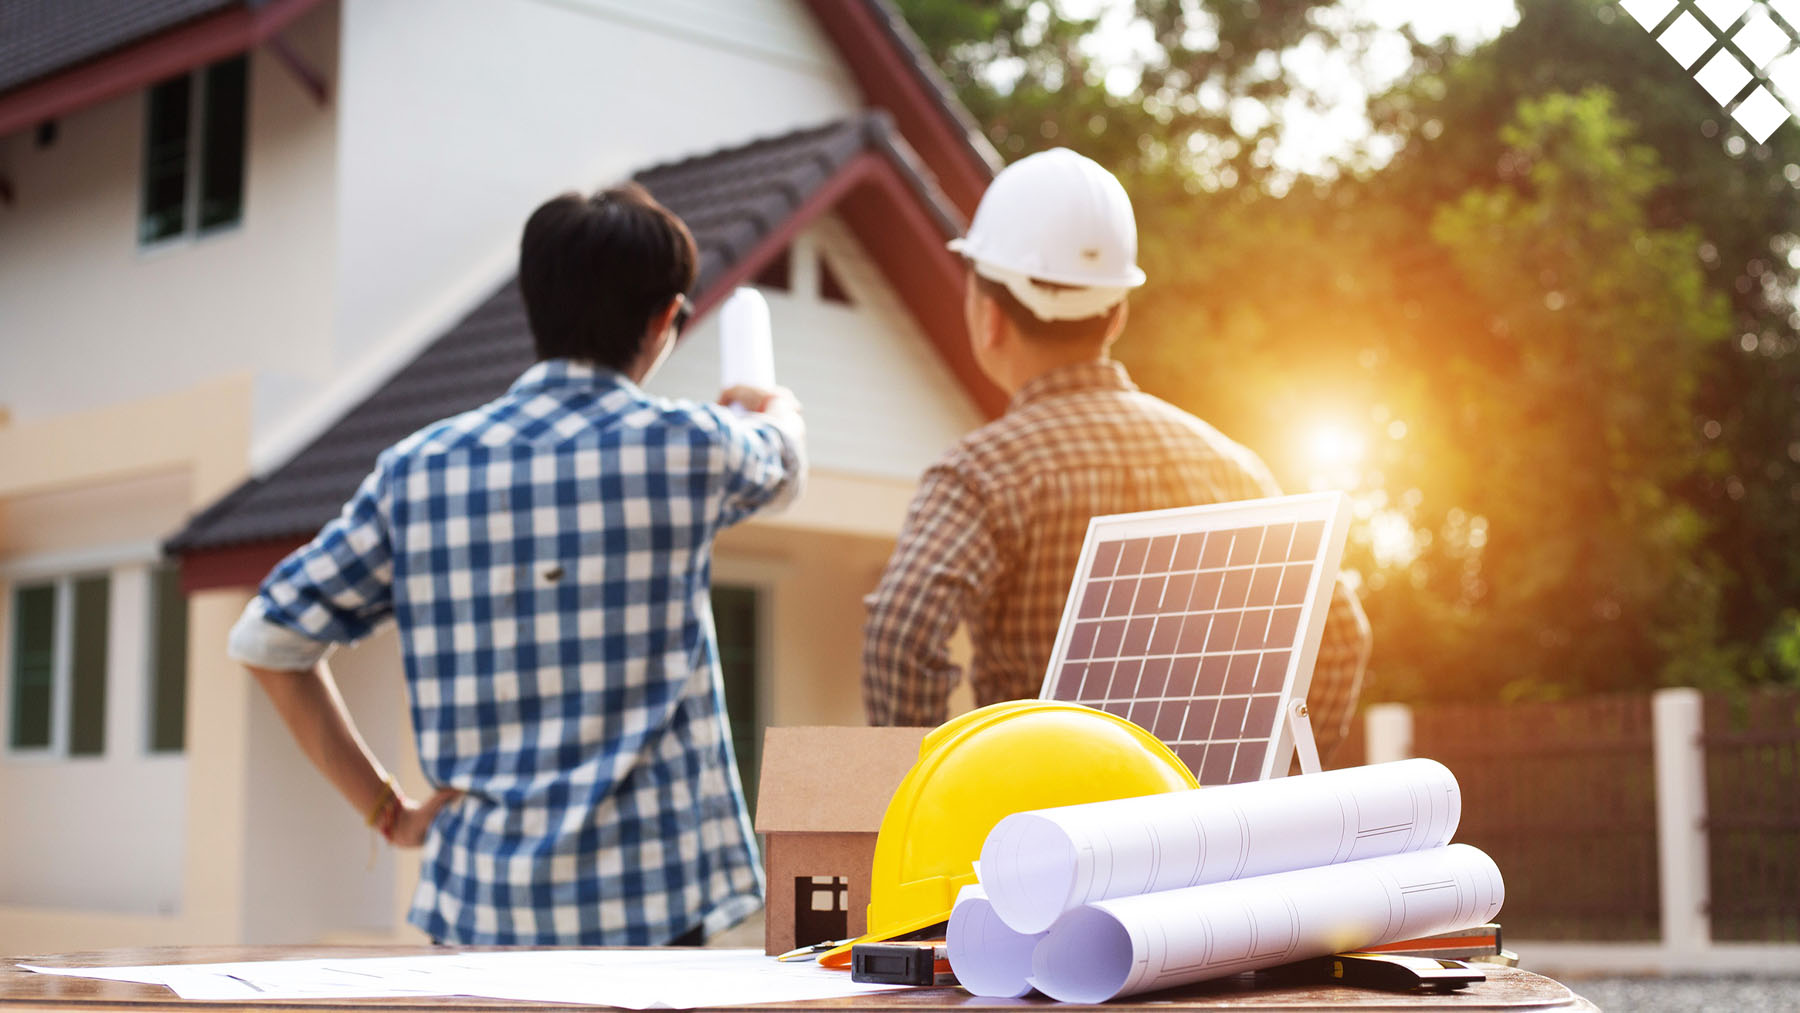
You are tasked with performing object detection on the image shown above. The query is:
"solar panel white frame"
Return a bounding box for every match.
[1038,491,1352,784]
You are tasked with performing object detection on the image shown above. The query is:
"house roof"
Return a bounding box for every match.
[801,0,1000,217]
[0,0,238,95]
[0,0,328,138]
[0,0,1001,214]
[167,112,988,566]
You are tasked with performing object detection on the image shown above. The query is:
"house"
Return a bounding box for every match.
[754,725,929,955]
[0,0,998,951]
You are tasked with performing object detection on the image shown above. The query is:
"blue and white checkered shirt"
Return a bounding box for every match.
[228,359,803,945]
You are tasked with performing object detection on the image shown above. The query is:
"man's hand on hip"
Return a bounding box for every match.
[390,787,463,847]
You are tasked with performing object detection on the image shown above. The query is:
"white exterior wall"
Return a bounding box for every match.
[303,0,862,471]
[0,2,341,436]
[649,216,983,480]
[0,561,186,917]
[0,474,195,919]
[242,625,411,943]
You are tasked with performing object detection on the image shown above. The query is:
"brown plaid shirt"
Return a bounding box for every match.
[862,359,1371,760]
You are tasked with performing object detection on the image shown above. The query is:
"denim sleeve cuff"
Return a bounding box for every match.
[227,597,334,671]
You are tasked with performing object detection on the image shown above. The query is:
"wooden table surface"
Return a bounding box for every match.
[0,947,1600,1012]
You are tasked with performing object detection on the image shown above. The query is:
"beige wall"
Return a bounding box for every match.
[716,522,898,730]
[0,376,257,951]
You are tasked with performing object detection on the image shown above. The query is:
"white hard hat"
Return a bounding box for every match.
[948,147,1146,322]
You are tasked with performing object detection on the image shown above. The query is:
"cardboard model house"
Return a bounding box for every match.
[755,725,932,955]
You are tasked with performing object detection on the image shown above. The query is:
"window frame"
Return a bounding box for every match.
[146,561,189,754]
[710,560,784,822]
[137,55,249,250]
[6,573,101,758]
[1,542,169,761]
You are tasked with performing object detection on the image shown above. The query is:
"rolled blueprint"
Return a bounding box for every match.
[719,287,775,390]
[945,886,1044,999]
[980,758,1461,933]
[1028,843,1505,1003]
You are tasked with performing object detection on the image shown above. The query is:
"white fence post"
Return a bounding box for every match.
[1652,687,1710,958]
[1364,703,1413,764]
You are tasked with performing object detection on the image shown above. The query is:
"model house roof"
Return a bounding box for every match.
[754,726,931,834]
[168,112,995,573]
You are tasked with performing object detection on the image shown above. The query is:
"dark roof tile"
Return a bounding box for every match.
[0,0,242,96]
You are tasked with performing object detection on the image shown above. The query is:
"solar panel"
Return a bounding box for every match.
[1039,492,1352,784]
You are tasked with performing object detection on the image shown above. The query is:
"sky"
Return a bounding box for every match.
[1061,0,1521,174]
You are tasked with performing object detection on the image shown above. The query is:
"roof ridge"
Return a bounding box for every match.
[631,112,884,182]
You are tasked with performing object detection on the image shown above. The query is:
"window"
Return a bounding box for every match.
[140,56,247,245]
[752,248,792,292]
[148,564,188,752]
[8,574,110,756]
[712,585,762,815]
[819,257,853,306]
[8,584,54,749]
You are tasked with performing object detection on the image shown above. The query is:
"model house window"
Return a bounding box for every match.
[148,564,188,753]
[140,56,247,245]
[713,584,762,814]
[793,875,849,946]
[7,574,110,756]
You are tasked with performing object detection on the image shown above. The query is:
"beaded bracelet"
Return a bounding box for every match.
[366,776,399,837]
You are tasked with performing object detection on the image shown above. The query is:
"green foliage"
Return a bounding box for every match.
[897,0,1800,699]
[895,0,1341,185]
[1407,88,1729,699]
[1370,0,1800,689]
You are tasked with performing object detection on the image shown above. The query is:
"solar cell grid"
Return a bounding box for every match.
[1041,494,1351,784]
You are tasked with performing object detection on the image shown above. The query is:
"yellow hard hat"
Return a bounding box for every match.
[819,700,1196,967]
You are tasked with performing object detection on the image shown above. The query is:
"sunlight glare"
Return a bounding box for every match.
[1307,423,1366,470]
[1367,508,1422,569]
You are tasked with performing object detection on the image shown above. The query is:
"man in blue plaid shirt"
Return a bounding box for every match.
[228,185,804,946]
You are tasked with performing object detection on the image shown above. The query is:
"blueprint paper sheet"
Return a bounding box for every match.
[1026,843,1505,1003]
[22,949,907,1008]
[979,758,1461,932]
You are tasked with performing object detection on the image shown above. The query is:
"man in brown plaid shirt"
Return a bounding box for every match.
[862,148,1372,762]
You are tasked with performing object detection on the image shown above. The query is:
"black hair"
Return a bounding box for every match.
[973,273,1123,345]
[519,183,698,370]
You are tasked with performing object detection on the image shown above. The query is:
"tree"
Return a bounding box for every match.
[1386,89,1728,699]
[896,0,1344,186]
[896,0,1794,698]
[1369,0,1800,686]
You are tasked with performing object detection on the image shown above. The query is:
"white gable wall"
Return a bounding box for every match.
[323,0,861,457]
[649,215,983,481]
[0,1,340,433]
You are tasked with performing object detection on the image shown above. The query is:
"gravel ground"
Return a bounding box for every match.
[1558,976,1800,1012]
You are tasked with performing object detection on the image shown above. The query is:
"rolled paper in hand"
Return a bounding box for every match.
[720,287,776,391]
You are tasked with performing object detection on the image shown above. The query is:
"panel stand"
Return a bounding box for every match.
[1287,699,1322,775]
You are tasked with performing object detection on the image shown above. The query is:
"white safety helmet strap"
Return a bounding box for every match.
[968,257,1130,323]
